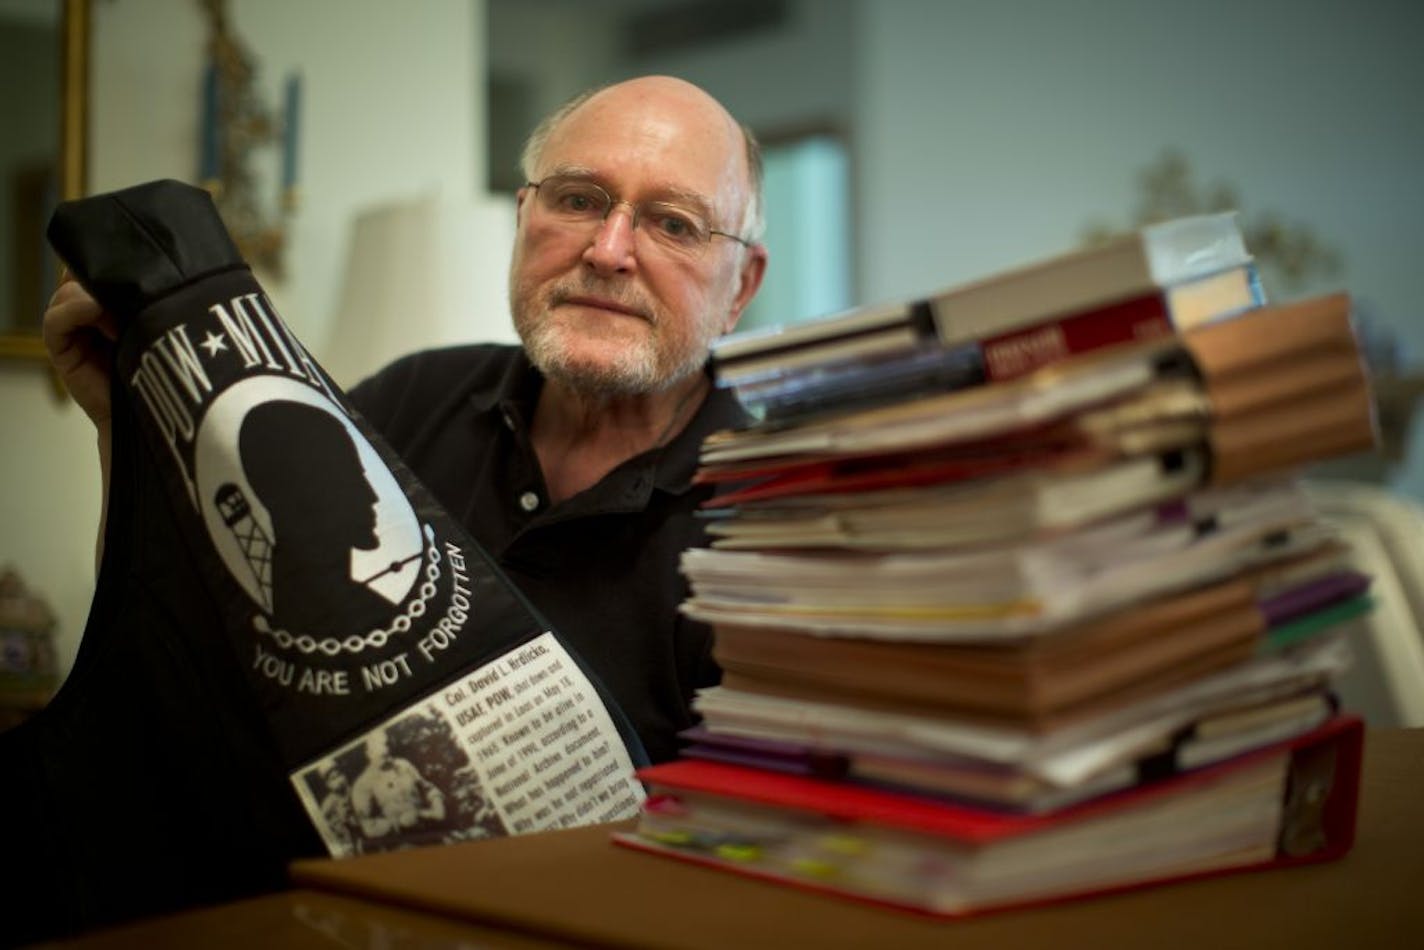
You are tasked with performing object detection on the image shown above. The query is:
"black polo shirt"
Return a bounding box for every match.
[349,344,748,764]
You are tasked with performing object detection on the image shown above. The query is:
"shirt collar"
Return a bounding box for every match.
[467,350,750,497]
[467,347,539,415]
[654,377,748,493]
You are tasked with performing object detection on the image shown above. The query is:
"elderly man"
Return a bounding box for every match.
[43,75,768,764]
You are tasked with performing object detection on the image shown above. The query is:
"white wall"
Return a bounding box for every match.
[624,0,857,137]
[487,0,621,132]
[0,0,489,680]
[0,373,103,681]
[487,0,858,166]
[91,0,485,349]
[856,0,1423,329]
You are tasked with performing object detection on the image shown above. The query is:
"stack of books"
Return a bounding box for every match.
[715,212,1262,424]
[614,214,1378,916]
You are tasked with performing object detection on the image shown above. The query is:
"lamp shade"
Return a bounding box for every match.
[322,194,518,388]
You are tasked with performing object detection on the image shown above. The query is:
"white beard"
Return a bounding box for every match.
[512,276,720,397]
[519,318,665,396]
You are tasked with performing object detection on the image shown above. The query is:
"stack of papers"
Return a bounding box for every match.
[616,218,1378,916]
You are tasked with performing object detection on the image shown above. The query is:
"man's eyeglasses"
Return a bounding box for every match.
[525,175,753,257]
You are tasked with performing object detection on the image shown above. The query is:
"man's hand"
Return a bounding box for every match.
[44,276,119,570]
[43,277,119,430]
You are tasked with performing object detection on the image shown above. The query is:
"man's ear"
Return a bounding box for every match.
[723,243,768,335]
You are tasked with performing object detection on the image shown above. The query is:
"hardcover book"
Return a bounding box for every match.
[680,687,1336,811]
[698,295,1372,487]
[712,215,1257,433]
[683,478,1328,640]
[713,213,1249,370]
[616,715,1362,917]
[923,216,1251,345]
[721,262,1262,427]
[692,632,1353,790]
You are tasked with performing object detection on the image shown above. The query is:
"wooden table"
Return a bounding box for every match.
[51,729,1424,949]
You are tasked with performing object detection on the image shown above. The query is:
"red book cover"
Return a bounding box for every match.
[635,715,1358,844]
[980,293,1174,382]
[699,428,1096,508]
[977,263,1263,382]
[617,715,1362,916]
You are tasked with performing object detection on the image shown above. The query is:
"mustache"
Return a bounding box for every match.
[548,278,657,324]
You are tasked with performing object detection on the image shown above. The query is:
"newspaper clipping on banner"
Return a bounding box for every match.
[291,632,645,857]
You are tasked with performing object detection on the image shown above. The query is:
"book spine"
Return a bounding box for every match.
[714,326,925,388]
[979,294,1175,382]
[741,343,988,424]
[712,299,917,363]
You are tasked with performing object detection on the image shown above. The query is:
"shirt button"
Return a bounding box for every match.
[518,491,540,512]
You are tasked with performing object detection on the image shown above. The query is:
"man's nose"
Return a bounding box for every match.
[583,204,638,274]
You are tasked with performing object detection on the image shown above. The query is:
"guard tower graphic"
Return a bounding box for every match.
[215,482,274,612]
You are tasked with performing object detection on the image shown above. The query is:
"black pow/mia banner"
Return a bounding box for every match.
[48,180,645,767]
[107,264,541,763]
[1,180,645,942]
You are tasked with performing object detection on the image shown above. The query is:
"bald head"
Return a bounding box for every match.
[519,76,764,242]
[508,75,769,397]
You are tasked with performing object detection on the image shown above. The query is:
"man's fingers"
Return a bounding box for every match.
[43,300,101,351]
[47,275,87,308]
[46,279,119,343]
[39,269,117,427]
[43,291,107,341]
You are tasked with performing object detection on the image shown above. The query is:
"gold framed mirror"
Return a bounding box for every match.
[0,0,88,362]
